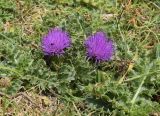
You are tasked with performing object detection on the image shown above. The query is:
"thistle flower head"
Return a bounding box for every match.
[85,31,114,62]
[41,27,71,56]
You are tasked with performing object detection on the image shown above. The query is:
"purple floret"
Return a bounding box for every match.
[41,27,71,56]
[85,31,114,62]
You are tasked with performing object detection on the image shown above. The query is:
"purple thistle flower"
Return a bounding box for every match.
[85,31,115,62]
[41,27,71,56]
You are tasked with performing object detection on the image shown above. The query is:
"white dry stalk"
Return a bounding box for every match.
[101,14,117,22]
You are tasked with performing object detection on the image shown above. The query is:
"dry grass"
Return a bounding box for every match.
[0,91,62,116]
